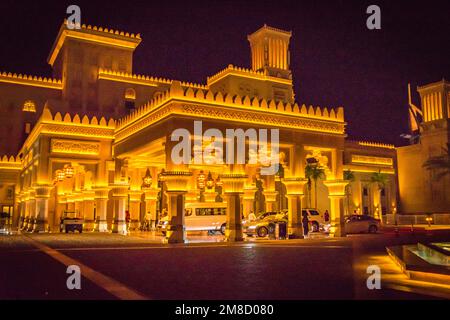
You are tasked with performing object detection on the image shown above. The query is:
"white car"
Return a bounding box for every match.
[344,215,380,234]
[301,208,327,232]
[158,202,227,235]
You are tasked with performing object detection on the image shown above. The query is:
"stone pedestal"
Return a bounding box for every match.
[162,171,192,244]
[282,177,308,239]
[32,185,51,233]
[94,188,109,232]
[111,184,129,235]
[221,174,247,242]
[324,180,348,237]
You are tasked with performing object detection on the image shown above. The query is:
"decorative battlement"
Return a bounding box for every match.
[48,20,142,66]
[116,81,344,133]
[98,68,208,89]
[40,106,116,128]
[0,155,22,170]
[0,71,62,89]
[207,64,292,85]
[250,24,292,37]
[358,141,395,149]
[20,105,115,154]
[67,20,141,40]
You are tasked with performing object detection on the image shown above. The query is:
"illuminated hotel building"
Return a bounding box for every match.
[0,21,400,242]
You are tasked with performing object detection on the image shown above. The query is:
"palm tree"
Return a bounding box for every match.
[370,170,389,219]
[370,170,389,189]
[343,170,355,214]
[305,163,326,209]
[423,143,450,180]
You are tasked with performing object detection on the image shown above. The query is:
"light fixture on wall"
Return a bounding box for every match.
[142,168,153,188]
[56,170,65,182]
[197,170,206,189]
[64,164,74,178]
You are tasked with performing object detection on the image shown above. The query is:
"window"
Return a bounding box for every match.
[380,188,385,196]
[124,88,136,100]
[25,123,31,134]
[195,208,226,216]
[363,207,369,215]
[363,188,368,196]
[22,100,36,112]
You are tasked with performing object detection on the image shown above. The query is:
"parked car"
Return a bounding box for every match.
[344,215,380,234]
[301,208,326,232]
[60,211,83,233]
[244,213,287,237]
[158,202,227,235]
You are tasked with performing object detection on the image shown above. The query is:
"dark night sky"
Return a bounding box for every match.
[0,0,449,146]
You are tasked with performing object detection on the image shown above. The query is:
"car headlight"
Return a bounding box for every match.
[248,225,257,229]
[163,221,169,225]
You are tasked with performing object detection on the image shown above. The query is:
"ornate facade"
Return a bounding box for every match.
[0,21,399,242]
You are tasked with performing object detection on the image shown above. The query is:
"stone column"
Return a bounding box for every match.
[32,185,51,233]
[221,174,247,242]
[94,188,109,232]
[18,192,27,230]
[55,196,67,232]
[162,171,192,244]
[143,188,159,228]
[324,180,348,237]
[26,191,36,232]
[282,177,308,239]
[129,190,142,230]
[263,190,278,212]
[111,184,129,234]
[82,191,95,232]
[242,186,257,218]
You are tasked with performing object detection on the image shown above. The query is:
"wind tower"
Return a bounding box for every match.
[247,24,292,80]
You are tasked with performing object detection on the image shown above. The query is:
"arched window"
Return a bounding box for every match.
[22,100,36,112]
[124,88,136,111]
[125,88,136,100]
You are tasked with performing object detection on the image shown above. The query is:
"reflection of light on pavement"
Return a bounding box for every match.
[361,254,450,299]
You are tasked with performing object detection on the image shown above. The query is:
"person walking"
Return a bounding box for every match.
[324,210,330,223]
[302,212,309,237]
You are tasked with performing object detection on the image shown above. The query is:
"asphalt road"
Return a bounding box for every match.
[0,230,449,300]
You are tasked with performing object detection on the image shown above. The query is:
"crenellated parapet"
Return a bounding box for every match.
[207,64,292,85]
[98,68,208,90]
[358,141,395,149]
[116,81,344,131]
[20,105,115,154]
[0,71,62,89]
[114,81,345,142]
[0,155,21,171]
[68,20,141,39]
